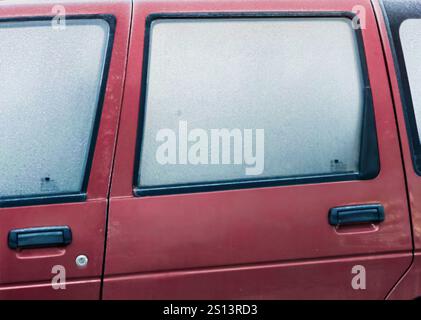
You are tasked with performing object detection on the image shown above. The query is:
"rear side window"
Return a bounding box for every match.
[400,20,421,139]
[381,0,421,172]
[135,14,378,196]
[0,18,111,204]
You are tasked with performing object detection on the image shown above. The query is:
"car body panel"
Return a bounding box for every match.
[373,0,421,299]
[103,0,413,299]
[0,0,131,299]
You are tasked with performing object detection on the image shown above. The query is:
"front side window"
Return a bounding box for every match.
[0,18,111,203]
[135,15,378,195]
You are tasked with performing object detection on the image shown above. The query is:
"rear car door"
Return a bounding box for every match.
[103,0,412,299]
[373,0,421,299]
[0,0,130,299]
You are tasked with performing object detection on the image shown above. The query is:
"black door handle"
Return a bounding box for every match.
[329,204,384,226]
[8,226,72,249]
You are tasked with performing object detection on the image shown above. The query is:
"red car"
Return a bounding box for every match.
[0,0,420,300]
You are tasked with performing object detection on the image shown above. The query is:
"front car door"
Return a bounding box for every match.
[0,0,130,299]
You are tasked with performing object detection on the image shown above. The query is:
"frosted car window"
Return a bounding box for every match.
[136,17,369,192]
[400,19,421,140]
[0,19,110,200]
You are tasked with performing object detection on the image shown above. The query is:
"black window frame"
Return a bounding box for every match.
[0,14,116,208]
[133,11,380,197]
[380,0,421,174]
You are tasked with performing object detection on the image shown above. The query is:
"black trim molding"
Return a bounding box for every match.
[133,11,379,197]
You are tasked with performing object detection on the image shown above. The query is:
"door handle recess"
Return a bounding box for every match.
[329,204,384,226]
[8,226,72,250]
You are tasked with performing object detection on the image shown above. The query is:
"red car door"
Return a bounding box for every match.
[103,0,412,299]
[0,0,130,299]
[373,0,421,299]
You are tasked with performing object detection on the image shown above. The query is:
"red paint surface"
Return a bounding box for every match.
[103,0,413,299]
[104,253,411,300]
[387,254,421,300]
[0,279,100,300]
[0,0,131,299]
